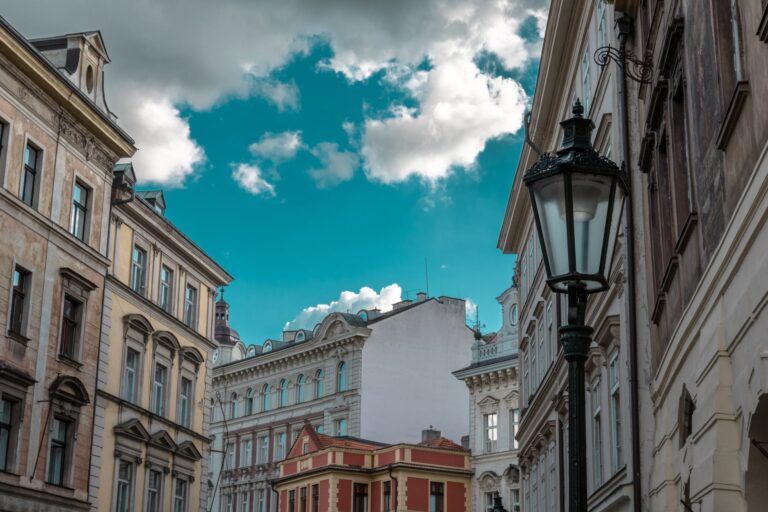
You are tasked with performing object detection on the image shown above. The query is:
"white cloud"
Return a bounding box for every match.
[284,283,403,330]
[362,57,528,184]
[308,142,359,188]
[249,131,304,162]
[465,298,479,321]
[232,163,276,196]
[4,0,547,187]
[251,77,300,111]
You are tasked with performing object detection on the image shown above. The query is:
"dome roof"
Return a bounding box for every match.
[214,289,241,346]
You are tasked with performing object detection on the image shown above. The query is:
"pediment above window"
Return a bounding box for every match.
[504,390,519,404]
[176,440,202,461]
[153,331,180,353]
[123,314,153,336]
[114,418,150,442]
[478,396,500,414]
[179,346,204,371]
[149,430,178,452]
[49,375,90,406]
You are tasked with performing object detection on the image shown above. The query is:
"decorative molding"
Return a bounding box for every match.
[716,81,750,151]
[758,4,768,42]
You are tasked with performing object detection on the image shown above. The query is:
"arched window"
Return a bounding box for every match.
[262,384,271,411]
[337,361,348,392]
[279,379,288,407]
[230,392,238,419]
[315,370,325,399]
[297,375,305,403]
[245,388,254,415]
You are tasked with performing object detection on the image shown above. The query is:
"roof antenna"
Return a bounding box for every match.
[424,257,430,297]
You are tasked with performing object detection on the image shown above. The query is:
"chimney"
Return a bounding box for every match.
[421,427,441,444]
[392,299,412,310]
[460,435,470,450]
[416,292,427,302]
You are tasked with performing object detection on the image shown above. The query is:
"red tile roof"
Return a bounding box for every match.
[417,437,466,451]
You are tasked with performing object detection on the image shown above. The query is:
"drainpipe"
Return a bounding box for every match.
[615,14,643,512]
[388,465,399,512]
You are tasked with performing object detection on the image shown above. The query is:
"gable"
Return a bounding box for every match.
[149,430,178,452]
[176,440,202,461]
[114,418,150,442]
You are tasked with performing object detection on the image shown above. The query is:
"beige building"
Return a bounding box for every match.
[90,181,232,512]
[0,18,135,512]
[498,1,647,511]
[613,0,768,510]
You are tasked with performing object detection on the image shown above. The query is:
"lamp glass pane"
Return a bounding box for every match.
[531,175,569,278]
[572,173,613,285]
[602,183,626,280]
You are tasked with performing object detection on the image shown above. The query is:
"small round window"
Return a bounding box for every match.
[85,65,94,93]
[509,305,518,326]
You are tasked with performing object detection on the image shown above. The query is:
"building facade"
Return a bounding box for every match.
[209,294,475,512]
[90,185,232,512]
[453,286,520,512]
[497,1,647,511]
[0,20,135,512]
[614,0,768,510]
[274,424,472,512]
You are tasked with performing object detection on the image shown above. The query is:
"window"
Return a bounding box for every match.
[548,443,556,511]
[279,379,288,407]
[240,492,250,512]
[429,482,444,512]
[538,321,546,382]
[69,181,89,240]
[152,363,168,416]
[183,285,197,328]
[0,397,19,471]
[179,377,192,427]
[609,352,623,471]
[539,453,547,512]
[146,469,162,512]
[511,489,520,512]
[226,442,235,469]
[546,301,554,363]
[289,490,296,512]
[258,489,266,512]
[311,484,319,512]
[484,492,496,511]
[123,347,140,403]
[230,393,239,419]
[9,265,30,337]
[383,481,391,512]
[115,459,134,512]
[591,378,603,488]
[262,384,271,411]
[522,352,529,407]
[315,370,325,398]
[510,408,520,449]
[47,417,71,486]
[159,266,174,313]
[597,0,606,49]
[337,361,348,392]
[241,438,252,468]
[335,418,348,437]
[225,495,233,512]
[59,296,82,361]
[353,483,368,512]
[679,385,696,447]
[275,432,286,460]
[297,374,305,403]
[300,486,308,512]
[315,424,324,434]
[258,435,268,464]
[174,478,188,512]
[21,143,40,207]
[483,413,498,453]
[130,246,147,295]
[581,49,591,114]
[245,388,254,415]
[530,330,538,390]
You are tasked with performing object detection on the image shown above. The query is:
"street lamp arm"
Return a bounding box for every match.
[594,45,653,85]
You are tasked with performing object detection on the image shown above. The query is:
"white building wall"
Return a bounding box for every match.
[360,297,474,444]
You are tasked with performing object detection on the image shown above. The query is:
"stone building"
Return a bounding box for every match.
[0,18,134,512]
[90,183,232,511]
[274,424,472,512]
[613,0,768,510]
[453,285,520,512]
[497,1,646,511]
[209,293,475,512]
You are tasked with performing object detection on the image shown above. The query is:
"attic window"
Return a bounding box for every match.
[85,65,94,93]
[296,332,305,342]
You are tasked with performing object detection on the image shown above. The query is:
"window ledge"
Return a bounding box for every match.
[57,355,83,370]
[6,330,30,345]
[759,5,768,42]
[674,213,698,255]
[716,81,750,150]
[651,293,666,324]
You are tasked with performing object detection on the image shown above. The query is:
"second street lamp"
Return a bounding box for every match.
[522,99,628,512]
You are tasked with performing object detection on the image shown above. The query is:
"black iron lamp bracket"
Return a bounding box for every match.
[594,45,653,84]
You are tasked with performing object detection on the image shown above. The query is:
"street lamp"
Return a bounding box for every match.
[522,99,628,512]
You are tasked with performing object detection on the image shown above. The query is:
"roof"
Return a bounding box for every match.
[417,437,466,451]
[313,433,387,452]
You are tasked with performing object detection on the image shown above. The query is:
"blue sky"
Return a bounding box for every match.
[6,1,546,345]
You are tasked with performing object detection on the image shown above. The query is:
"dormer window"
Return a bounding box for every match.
[263,341,272,353]
[296,332,305,342]
[85,65,94,93]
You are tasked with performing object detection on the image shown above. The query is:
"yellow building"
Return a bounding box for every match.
[90,169,232,512]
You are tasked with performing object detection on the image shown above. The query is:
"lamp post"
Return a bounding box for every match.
[522,99,628,512]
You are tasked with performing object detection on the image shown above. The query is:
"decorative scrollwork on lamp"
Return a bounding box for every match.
[594,45,653,84]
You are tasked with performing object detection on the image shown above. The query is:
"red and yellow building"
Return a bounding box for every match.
[274,425,472,512]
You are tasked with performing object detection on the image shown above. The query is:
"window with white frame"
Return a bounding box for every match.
[257,435,268,464]
[279,379,288,407]
[230,393,238,419]
[159,265,174,313]
[225,495,233,512]
[335,418,348,437]
[245,388,254,415]
[262,384,271,411]
[146,468,163,512]
[609,351,623,472]
[297,374,305,403]
[47,416,73,486]
[591,377,603,488]
[174,477,188,512]
[183,284,197,328]
[114,459,134,512]
[9,265,31,338]
[315,369,325,398]
[337,361,348,392]
[241,438,252,468]
[69,180,89,241]
[178,377,192,427]
[275,431,286,460]
[582,49,592,114]
[597,0,606,49]
[483,412,498,453]
[510,408,520,449]
[152,362,168,416]
[257,489,266,512]
[123,347,140,403]
[226,442,235,469]
[21,142,41,208]
[130,245,147,295]
[240,492,250,512]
